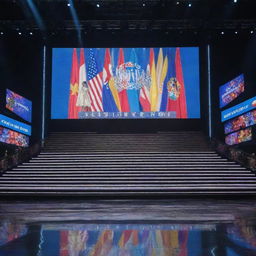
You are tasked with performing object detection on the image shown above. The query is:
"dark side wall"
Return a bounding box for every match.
[0,35,44,144]
[210,32,256,141]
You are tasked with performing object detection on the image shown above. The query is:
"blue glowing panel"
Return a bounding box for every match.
[0,127,29,147]
[221,96,256,122]
[219,74,244,108]
[6,89,32,123]
[224,110,256,134]
[225,127,252,145]
[0,114,31,136]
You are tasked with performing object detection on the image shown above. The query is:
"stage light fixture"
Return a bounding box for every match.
[30,32,33,35]
[250,30,254,34]
[0,32,3,35]
[96,3,100,7]
[142,3,145,6]
[234,0,237,3]
[221,31,224,35]
[176,1,180,4]
[235,31,238,34]
[67,3,70,6]
[188,3,192,7]
[18,32,22,35]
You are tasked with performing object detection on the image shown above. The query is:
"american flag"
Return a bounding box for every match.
[87,48,103,112]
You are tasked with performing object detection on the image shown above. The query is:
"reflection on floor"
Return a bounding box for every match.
[0,199,256,256]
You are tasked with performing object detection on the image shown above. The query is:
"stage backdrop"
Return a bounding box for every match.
[51,47,200,119]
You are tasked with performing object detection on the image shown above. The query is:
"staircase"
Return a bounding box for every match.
[0,131,256,196]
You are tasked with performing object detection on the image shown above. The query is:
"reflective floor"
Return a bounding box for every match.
[0,199,256,256]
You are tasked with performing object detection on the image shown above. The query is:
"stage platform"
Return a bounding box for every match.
[0,199,256,255]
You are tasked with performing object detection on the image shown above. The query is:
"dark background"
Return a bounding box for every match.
[0,31,255,143]
[0,0,256,147]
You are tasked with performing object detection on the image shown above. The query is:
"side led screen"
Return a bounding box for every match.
[219,74,244,108]
[51,47,200,119]
[221,96,256,122]
[6,89,32,123]
[0,127,29,147]
[225,127,252,145]
[224,110,256,134]
[0,114,31,136]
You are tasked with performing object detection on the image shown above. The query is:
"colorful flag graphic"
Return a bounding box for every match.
[68,48,80,119]
[87,48,103,112]
[102,48,119,112]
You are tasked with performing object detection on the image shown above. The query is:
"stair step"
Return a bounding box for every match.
[39,152,217,155]
[25,161,231,165]
[17,166,241,171]
[0,183,255,188]
[0,186,255,191]
[1,176,254,180]
[1,180,256,185]
[4,173,254,177]
[12,167,247,171]
[31,157,223,161]
[1,191,255,196]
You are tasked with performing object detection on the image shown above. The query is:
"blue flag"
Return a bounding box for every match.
[127,48,141,112]
[102,48,118,112]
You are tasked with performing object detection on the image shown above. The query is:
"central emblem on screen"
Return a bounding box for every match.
[114,62,151,90]
[167,77,181,101]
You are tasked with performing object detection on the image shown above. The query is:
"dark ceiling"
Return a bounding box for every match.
[0,0,255,33]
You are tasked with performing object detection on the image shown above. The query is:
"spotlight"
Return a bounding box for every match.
[250,30,254,34]
[234,0,237,3]
[18,32,22,35]
[0,32,3,35]
[221,31,224,35]
[188,3,192,7]
[67,3,70,7]
[176,1,180,4]
[30,32,33,35]
[142,3,145,6]
[235,31,238,34]
[96,3,100,7]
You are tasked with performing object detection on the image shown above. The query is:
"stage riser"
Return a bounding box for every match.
[1,132,256,196]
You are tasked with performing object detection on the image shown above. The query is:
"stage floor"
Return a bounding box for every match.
[0,199,256,255]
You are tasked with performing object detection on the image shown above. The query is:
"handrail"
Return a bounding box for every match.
[210,138,256,171]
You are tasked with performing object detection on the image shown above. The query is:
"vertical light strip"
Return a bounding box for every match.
[42,45,46,141]
[207,44,212,138]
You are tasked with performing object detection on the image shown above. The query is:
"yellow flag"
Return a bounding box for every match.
[109,77,121,111]
[157,55,168,110]
[149,48,158,111]
[156,48,164,88]
[156,49,163,110]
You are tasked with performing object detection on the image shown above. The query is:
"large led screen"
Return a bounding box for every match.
[6,89,32,123]
[219,74,244,108]
[224,110,256,134]
[0,127,29,147]
[225,127,252,145]
[51,48,200,119]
